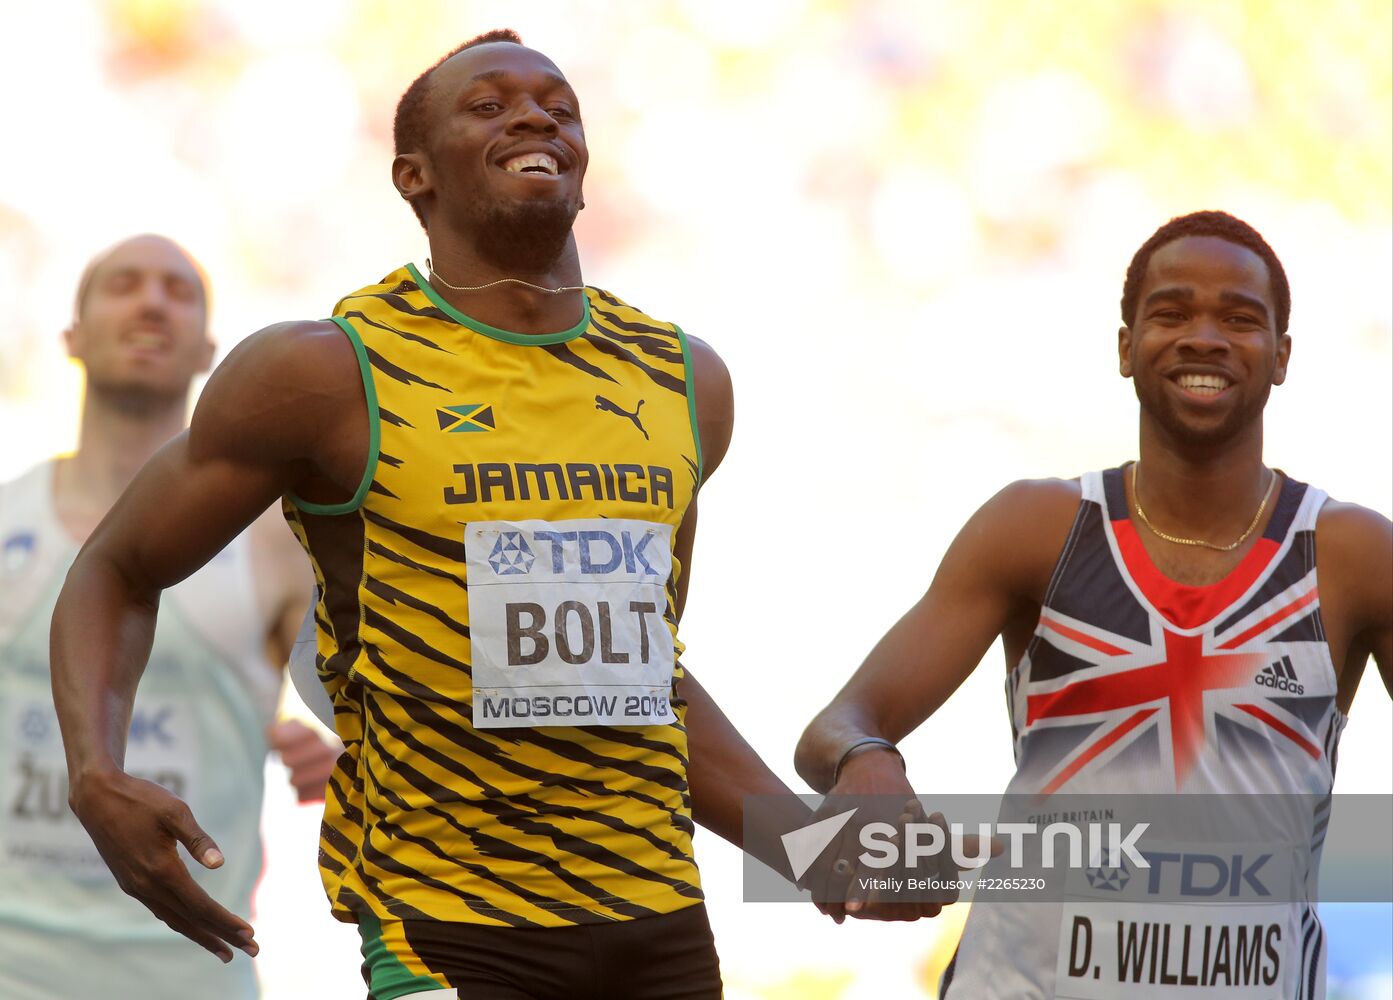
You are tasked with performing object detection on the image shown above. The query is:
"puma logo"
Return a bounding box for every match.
[595,394,648,440]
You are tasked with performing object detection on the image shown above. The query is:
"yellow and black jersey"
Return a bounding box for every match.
[284,264,704,927]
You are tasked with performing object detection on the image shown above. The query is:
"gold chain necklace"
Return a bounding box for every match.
[1131,463,1277,552]
[425,258,584,296]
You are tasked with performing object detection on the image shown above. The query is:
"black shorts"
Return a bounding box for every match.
[360,904,723,1000]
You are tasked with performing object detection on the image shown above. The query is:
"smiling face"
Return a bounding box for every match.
[1119,235,1290,449]
[66,235,213,407]
[395,42,588,271]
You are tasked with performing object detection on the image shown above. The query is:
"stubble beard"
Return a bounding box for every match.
[1134,376,1272,451]
[469,195,580,275]
[87,375,188,419]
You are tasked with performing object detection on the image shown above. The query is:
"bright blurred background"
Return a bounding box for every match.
[1,0,1389,997]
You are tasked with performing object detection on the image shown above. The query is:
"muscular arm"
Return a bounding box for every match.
[780,481,1075,919]
[1317,502,1393,708]
[794,479,1078,793]
[49,319,364,959]
[667,335,805,878]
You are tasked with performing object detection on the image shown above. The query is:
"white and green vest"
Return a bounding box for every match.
[0,461,281,999]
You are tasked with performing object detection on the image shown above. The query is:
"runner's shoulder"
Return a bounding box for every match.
[959,477,1082,578]
[981,477,1083,526]
[681,333,733,476]
[204,320,357,400]
[192,320,361,459]
[1316,497,1391,538]
[225,319,357,375]
[683,333,731,397]
[1315,500,1392,610]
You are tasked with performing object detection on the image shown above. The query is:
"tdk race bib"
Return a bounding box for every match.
[1054,841,1301,998]
[2,689,199,881]
[466,518,677,729]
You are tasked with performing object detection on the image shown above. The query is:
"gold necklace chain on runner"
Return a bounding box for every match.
[1131,462,1277,552]
[426,258,585,296]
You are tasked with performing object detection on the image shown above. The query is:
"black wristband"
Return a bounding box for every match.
[831,736,905,786]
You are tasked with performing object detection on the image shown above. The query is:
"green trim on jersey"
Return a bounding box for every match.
[405,262,591,345]
[287,316,381,516]
[673,325,703,485]
[357,915,448,1000]
[309,267,704,928]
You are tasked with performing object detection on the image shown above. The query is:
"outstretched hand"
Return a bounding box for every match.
[69,770,257,963]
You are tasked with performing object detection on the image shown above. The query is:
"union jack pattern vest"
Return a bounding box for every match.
[943,466,1340,1000]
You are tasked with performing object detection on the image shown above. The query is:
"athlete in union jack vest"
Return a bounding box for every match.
[796,211,1392,999]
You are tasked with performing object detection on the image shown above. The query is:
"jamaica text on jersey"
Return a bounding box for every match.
[284,266,705,928]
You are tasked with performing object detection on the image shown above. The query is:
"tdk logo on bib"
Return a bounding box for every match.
[1084,860,1132,892]
[467,518,678,729]
[485,528,661,578]
[533,528,662,576]
[488,532,536,575]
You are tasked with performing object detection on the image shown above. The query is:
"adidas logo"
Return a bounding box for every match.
[1255,656,1304,695]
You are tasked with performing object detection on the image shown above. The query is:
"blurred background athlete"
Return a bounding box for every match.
[0,234,340,999]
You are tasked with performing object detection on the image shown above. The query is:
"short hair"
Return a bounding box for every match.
[73,234,209,321]
[394,29,524,228]
[1120,210,1291,334]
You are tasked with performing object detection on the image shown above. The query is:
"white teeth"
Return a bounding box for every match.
[503,152,559,175]
[1177,373,1230,396]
